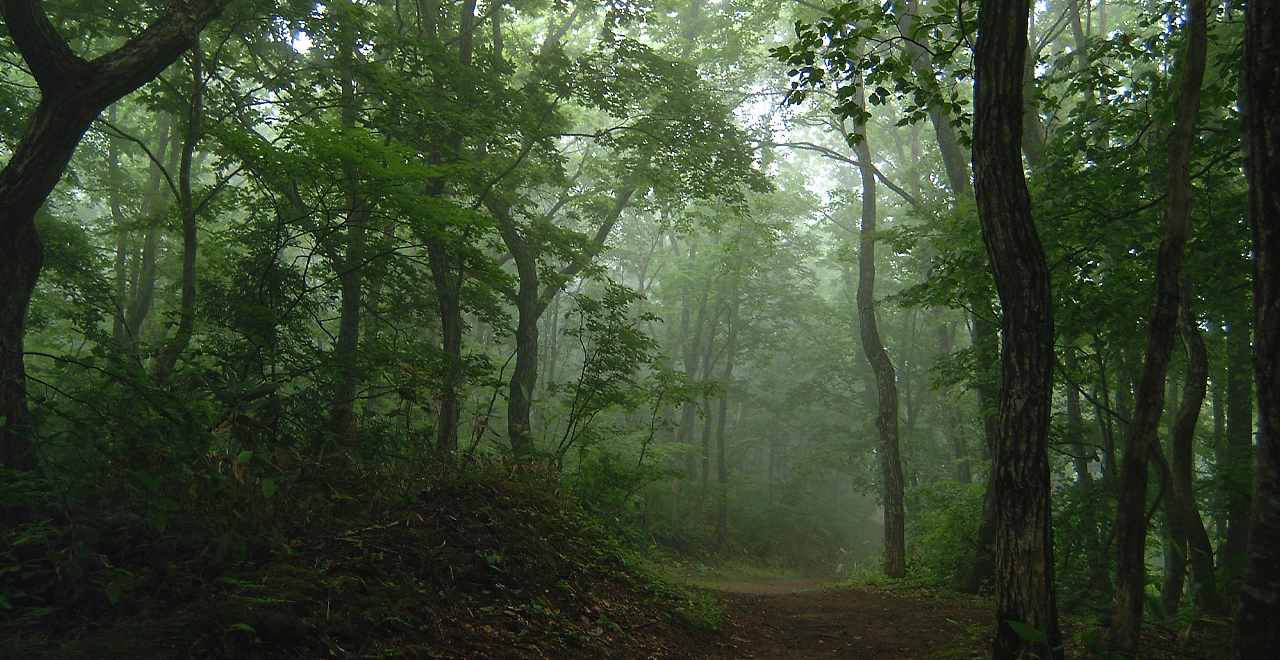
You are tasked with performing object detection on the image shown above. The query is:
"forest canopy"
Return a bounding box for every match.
[1,0,1278,658]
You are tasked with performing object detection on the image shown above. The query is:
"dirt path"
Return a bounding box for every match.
[695,580,992,660]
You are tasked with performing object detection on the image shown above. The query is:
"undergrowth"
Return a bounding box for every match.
[2,468,724,659]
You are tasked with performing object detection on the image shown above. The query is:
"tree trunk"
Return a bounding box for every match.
[1220,317,1252,568]
[852,93,905,579]
[972,0,1062,657]
[328,199,369,439]
[429,242,464,456]
[1165,288,1223,613]
[153,44,205,380]
[0,0,233,470]
[712,313,737,552]
[899,0,971,198]
[938,321,970,483]
[122,117,180,346]
[1066,346,1094,483]
[1110,1,1206,652]
[1233,1,1280,653]
[964,299,1001,594]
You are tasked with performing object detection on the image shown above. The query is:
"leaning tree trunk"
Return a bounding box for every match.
[851,101,905,579]
[1167,287,1223,614]
[1234,0,1280,654]
[1109,0,1206,653]
[972,0,1062,657]
[0,0,235,471]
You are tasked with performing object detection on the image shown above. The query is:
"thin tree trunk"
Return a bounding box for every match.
[123,117,179,346]
[1221,318,1252,568]
[1168,287,1222,613]
[1110,1,1206,652]
[1066,346,1093,483]
[972,0,1062,657]
[328,199,368,439]
[1233,1,1280,652]
[429,243,463,456]
[851,91,905,579]
[153,44,205,380]
[712,311,737,552]
[938,321,970,483]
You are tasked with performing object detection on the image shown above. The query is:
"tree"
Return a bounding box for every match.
[0,0,236,471]
[851,93,906,579]
[1109,0,1207,652]
[971,0,1062,657]
[1233,0,1280,654]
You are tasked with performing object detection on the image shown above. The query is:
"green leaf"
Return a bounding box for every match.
[262,477,277,499]
[105,580,123,604]
[230,623,256,633]
[237,450,253,464]
[1005,620,1049,644]
[146,507,168,532]
[156,497,180,512]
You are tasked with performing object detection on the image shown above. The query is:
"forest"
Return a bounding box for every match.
[1,0,1278,658]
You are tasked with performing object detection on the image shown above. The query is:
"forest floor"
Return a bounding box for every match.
[689,578,991,660]
[685,576,1231,660]
[8,476,1229,659]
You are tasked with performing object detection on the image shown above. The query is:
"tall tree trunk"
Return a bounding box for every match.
[0,0,234,471]
[937,321,970,483]
[123,116,180,346]
[855,130,906,578]
[1233,1,1280,653]
[1220,318,1252,568]
[328,199,368,439]
[1168,288,1223,613]
[712,310,737,552]
[487,197,540,456]
[429,243,463,456]
[972,0,1062,657]
[963,304,1002,595]
[852,94,905,579]
[1159,450,1188,614]
[1109,1,1206,652]
[153,44,205,380]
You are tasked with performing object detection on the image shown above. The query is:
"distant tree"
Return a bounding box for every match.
[0,0,235,471]
[1109,0,1207,652]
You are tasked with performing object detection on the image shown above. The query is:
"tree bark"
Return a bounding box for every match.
[1234,0,1280,653]
[972,0,1062,657]
[851,91,905,579]
[1110,1,1206,652]
[0,0,235,471]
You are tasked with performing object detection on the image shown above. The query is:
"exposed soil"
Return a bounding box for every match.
[698,580,991,660]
